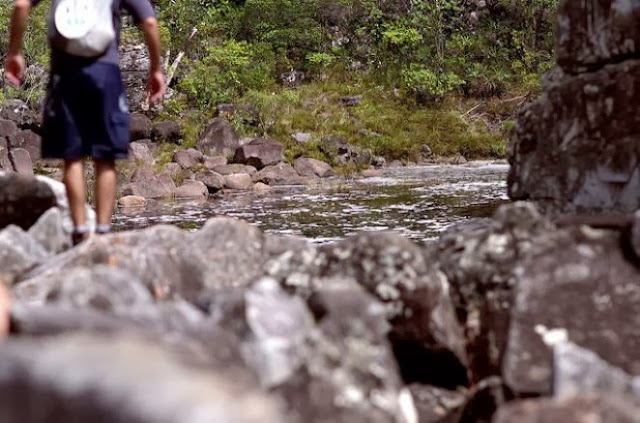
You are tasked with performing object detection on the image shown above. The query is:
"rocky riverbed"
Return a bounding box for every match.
[2,171,640,422]
[113,162,509,244]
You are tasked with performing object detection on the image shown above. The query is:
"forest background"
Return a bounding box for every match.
[0,0,557,166]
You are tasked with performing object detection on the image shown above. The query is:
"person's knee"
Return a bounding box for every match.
[94,159,116,172]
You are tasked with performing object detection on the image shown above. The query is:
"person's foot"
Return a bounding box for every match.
[96,224,111,235]
[71,224,91,246]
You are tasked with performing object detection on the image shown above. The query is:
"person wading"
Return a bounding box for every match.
[4,0,165,245]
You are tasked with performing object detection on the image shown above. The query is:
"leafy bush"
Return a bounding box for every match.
[179,40,276,109]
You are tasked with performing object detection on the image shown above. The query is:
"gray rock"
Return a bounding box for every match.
[129,141,154,164]
[197,118,240,157]
[152,121,182,143]
[493,395,640,423]
[129,167,155,182]
[16,225,210,303]
[2,148,33,174]
[162,162,182,177]
[502,223,640,395]
[553,342,640,400]
[129,113,153,141]
[189,217,265,289]
[204,155,228,169]
[174,180,208,198]
[27,207,70,254]
[427,203,552,383]
[275,278,417,423]
[121,171,175,199]
[0,225,48,285]
[194,170,225,192]
[8,129,40,160]
[292,132,312,143]
[0,334,286,423]
[224,173,252,190]
[556,0,640,74]
[0,172,56,230]
[233,138,285,169]
[213,163,257,176]
[317,232,469,388]
[252,162,302,186]
[0,119,18,139]
[173,149,200,169]
[120,179,174,199]
[408,384,466,423]
[199,277,417,423]
[118,195,147,208]
[294,157,334,178]
[508,59,640,214]
[40,265,153,312]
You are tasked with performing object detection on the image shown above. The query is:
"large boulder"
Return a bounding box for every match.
[188,217,265,289]
[129,113,153,141]
[4,148,33,174]
[556,0,640,74]
[0,173,56,230]
[14,225,210,303]
[173,149,201,169]
[7,129,40,161]
[252,162,302,186]
[315,232,469,388]
[508,59,640,214]
[426,203,553,383]
[120,172,176,199]
[197,118,240,157]
[294,157,334,178]
[493,395,640,423]
[0,225,49,285]
[502,223,640,396]
[174,180,208,198]
[153,121,183,143]
[194,170,226,192]
[128,141,154,164]
[0,334,286,423]
[233,138,285,169]
[213,164,257,175]
[199,277,418,423]
[0,119,19,139]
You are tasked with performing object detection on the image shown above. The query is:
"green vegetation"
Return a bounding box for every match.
[1,0,558,163]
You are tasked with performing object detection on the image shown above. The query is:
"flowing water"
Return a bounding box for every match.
[113,162,509,244]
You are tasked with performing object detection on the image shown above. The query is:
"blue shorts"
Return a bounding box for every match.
[42,62,130,160]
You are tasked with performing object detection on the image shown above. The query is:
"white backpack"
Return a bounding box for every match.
[48,0,116,58]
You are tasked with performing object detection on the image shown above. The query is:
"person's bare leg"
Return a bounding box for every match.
[94,159,117,230]
[63,159,87,227]
[0,283,10,338]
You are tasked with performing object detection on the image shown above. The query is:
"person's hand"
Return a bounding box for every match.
[147,69,165,105]
[4,53,26,87]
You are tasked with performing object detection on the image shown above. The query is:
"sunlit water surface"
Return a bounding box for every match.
[113,162,509,244]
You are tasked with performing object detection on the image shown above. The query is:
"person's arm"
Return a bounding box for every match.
[4,0,32,86]
[139,16,165,105]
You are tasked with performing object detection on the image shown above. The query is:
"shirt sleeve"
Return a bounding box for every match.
[122,0,156,23]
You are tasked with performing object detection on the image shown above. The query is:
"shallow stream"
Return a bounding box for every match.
[113,162,509,244]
